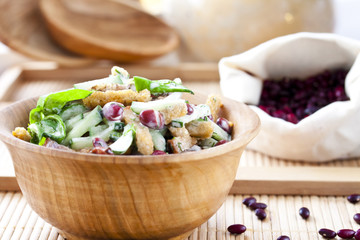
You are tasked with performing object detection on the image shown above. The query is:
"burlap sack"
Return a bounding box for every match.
[219,32,360,162]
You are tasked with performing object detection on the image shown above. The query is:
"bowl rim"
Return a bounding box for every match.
[0,92,260,165]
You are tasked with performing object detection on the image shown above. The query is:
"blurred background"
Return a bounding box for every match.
[0,0,359,73]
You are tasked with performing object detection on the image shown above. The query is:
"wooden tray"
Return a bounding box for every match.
[0,62,359,195]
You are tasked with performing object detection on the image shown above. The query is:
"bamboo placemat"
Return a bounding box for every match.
[0,192,359,240]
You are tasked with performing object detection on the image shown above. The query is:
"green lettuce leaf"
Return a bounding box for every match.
[29,89,92,124]
[28,89,92,144]
[41,89,92,115]
[134,76,194,96]
[28,114,66,144]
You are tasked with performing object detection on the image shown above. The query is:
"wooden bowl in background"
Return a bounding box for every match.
[0,0,95,67]
[0,92,260,240]
[39,0,180,62]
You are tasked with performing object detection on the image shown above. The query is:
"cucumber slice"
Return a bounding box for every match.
[65,113,84,132]
[109,131,122,142]
[60,103,87,121]
[109,124,135,155]
[171,104,211,128]
[198,138,218,149]
[63,106,103,145]
[131,99,185,114]
[210,121,231,141]
[149,129,166,151]
[114,122,125,131]
[73,76,123,90]
[89,124,108,136]
[102,122,123,142]
[70,123,116,150]
[69,137,93,150]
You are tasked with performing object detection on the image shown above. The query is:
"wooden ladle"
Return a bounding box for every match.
[39,0,180,62]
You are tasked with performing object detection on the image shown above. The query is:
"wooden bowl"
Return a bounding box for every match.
[39,0,180,62]
[0,93,260,240]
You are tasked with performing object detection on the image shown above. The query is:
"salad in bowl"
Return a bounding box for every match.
[13,66,233,155]
[0,66,260,240]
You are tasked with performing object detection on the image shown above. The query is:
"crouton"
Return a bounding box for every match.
[135,125,154,155]
[123,106,139,125]
[122,108,153,155]
[206,94,222,121]
[168,127,197,153]
[83,89,151,108]
[159,102,187,124]
[168,126,189,138]
[185,120,214,139]
[168,136,197,154]
[12,127,31,142]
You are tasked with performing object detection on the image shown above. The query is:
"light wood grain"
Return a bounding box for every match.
[0,0,95,66]
[232,166,360,195]
[0,93,260,240]
[0,178,19,192]
[2,164,360,195]
[39,0,179,62]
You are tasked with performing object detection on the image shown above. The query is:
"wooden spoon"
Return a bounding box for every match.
[39,0,180,62]
[0,0,95,67]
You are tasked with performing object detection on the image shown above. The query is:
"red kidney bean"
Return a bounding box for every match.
[215,140,227,146]
[337,229,355,239]
[242,197,257,207]
[277,235,290,240]
[255,208,267,220]
[347,194,360,204]
[200,115,214,121]
[299,207,310,220]
[216,117,232,134]
[152,150,166,155]
[227,224,246,234]
[186,103,194,115]
[318,228,337,239]
[286,113,299,124]
[259,69,349,123]
[204,115,214,121]
[355,229,360,240]
[103,102,124,121]
[354,213,360,224]
[249,202,267,210]
[139,109,165,130]
[91,147,113,155]
[93,137,108,148]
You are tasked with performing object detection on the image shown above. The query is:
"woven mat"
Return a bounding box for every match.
[0,191,359,240]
